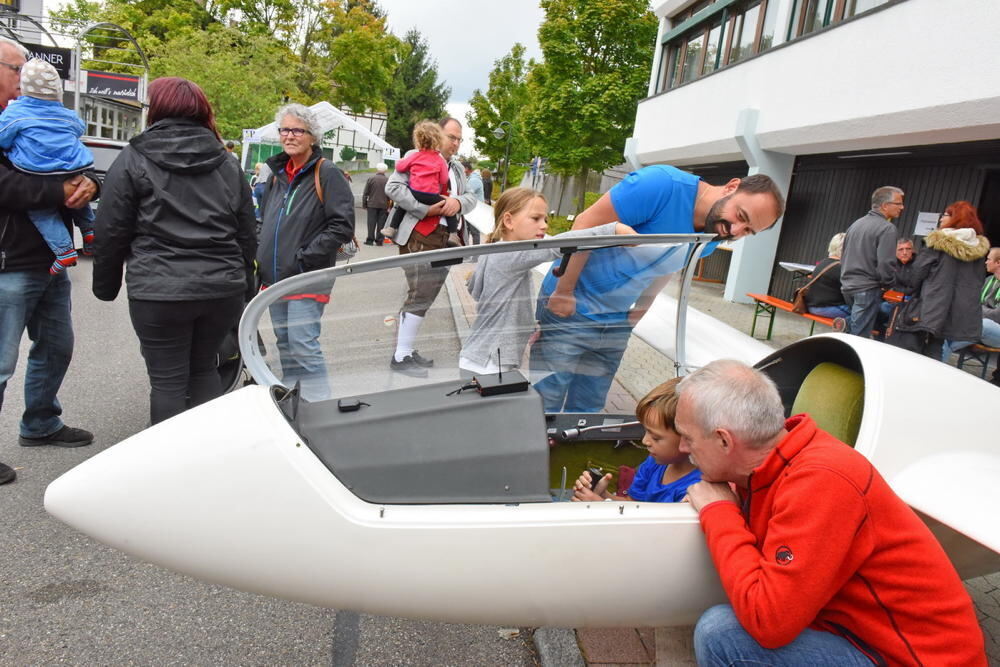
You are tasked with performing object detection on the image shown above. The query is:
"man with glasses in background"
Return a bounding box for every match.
[0,37,100,485]
[385,117,478,377]
[531,165,785,413]
[840,186,904,338]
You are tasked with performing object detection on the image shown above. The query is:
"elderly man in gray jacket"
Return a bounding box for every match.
[385,117,478,377]
[840,186,904,337]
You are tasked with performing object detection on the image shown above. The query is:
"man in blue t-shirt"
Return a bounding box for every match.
[531,165,785,413]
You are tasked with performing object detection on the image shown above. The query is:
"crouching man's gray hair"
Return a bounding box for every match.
[676,359,786,448]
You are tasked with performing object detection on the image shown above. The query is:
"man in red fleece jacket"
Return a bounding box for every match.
[675,359,985,666]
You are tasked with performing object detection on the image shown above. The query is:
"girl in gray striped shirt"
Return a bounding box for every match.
[459,188,634,375]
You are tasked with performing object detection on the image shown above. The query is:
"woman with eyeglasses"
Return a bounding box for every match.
[889,200,990,360]
[92,77,257,425]
[254,103,355,401]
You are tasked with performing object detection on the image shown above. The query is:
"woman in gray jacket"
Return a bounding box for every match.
[255,103,355,400]
[891,201,990,360]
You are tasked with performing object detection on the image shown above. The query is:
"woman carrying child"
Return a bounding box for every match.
[382,121,462,247]
[458,187,635,375]
[572,377,700,503]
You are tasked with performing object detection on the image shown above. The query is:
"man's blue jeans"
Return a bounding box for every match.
[694,604,872,666]
[843,287,882,339]
[942,318,1000,361]
[0,270,73,437]
[529,308,632,413]
[807,304,850,320]
[269,297,330,401]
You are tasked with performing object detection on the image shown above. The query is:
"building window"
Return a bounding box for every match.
[728,2,760,64]
[789,0,891,39]
[699,22,722,74]
[844,0,889,17]
[657,0,776,93]
[83,99,142,142]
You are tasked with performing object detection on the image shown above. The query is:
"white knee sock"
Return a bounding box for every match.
[394,312,424,361]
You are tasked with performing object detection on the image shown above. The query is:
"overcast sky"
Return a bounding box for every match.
[377,0,545,154]
[378,0,544,103]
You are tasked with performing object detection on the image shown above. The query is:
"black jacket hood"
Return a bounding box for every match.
[129,118,229,173]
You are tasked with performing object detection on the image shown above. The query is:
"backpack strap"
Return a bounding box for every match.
[313,157,325,203]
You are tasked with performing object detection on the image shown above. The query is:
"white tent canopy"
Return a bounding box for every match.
[242,101,399,160]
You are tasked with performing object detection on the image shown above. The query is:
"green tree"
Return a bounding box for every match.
[209,0,297,38]
[52,0,397,136]
[340,145,357,161]
[293,1,400,112]
[148,26,297,139]
[465,43,534,178]
[383,29,449,153]
[521,0,657,209]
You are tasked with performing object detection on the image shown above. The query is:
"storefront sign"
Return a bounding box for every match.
[24,43,72,80]
[85,70,140,101]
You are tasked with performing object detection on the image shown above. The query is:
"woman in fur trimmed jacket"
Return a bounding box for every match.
[892,201,990,360]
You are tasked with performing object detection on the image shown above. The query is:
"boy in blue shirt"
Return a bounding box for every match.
[572,377,700,503]
[0,58,95,274]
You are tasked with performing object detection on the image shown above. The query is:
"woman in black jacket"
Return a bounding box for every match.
[93,77,257,424]
[891,201,990,360]
[255,103,355,401]
[804,232,849,328]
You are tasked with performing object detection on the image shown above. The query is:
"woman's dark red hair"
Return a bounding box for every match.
[941,200,984,235]
[146,77,220,140]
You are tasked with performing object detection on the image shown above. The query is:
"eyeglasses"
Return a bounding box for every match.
[0,60,22,74]
[888,201,904,207]
[445,133,462,143]
[278,127,309,137]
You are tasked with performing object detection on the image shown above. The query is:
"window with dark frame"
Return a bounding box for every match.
[657,0,775,93]
[790,0,892,39]
[654,0,890,94]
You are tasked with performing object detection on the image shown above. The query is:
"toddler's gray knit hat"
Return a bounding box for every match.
[20,58,61,101]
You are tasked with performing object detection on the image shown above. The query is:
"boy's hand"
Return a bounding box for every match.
[570,471,612,501]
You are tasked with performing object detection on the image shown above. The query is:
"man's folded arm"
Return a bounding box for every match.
[0,163,64,211]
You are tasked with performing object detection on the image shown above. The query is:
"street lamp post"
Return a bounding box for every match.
[492,121,513,191]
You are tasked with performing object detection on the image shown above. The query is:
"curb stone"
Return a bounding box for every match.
[533,627,586,666]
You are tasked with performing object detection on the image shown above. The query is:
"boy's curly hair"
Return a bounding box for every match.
[412,120,444,152]
[635,377,682,431]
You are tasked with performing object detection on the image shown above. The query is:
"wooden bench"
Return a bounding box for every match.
[956,343,1000,379]
[747,293,837,340]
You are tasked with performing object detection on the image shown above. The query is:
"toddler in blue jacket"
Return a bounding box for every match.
[0,58,95,274]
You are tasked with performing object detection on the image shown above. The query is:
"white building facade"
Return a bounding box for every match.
[632,0,1000,302]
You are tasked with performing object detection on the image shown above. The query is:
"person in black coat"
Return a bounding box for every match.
[362,163,389,245]
[873,237,917,339]
[804,232,849,327]
[481,168,493,205]
[93,77,257,425]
